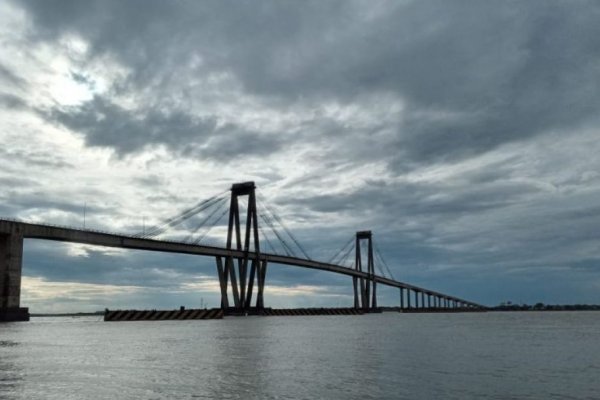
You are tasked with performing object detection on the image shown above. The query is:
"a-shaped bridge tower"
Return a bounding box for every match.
[215,182,267,314]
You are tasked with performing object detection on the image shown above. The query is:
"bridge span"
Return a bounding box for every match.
[1,182,485,321]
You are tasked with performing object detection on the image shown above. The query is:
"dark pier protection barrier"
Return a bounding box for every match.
[0,228,29,322]
[260,307,364,316]
[105,308,224,321]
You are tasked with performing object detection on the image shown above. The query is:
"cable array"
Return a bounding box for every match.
[186,198,230,245]
[327,235,397,278]
[255,193,312,260]
[374,242,396,280]
[130,185,399,279]
[328,236,354,264]
[134,189,228,239]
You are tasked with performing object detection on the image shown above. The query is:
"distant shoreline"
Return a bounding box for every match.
[490,304,600,312]
[29,306,600,317]
[30,312,105,317]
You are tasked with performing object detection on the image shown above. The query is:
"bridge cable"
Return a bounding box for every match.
[183,196,229,243]
[374,243,395,280]
[143,196,223,239]
[192,206,230,246]
[259,212,295,257]
[258,212,295,257]
[373,259,388,280]
[337,243,355,269]
[142,192,225,237]
[375,245,394,280]
[185,197,230,244]
[328,236,355,264]
[269,211,312,261]
[138,190,228,238]
[256,195,295,254]
[256,194,312,260]
[257,223,277,255]
[374,251,389,279]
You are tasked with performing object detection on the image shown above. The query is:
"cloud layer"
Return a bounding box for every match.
[2,0,600,311]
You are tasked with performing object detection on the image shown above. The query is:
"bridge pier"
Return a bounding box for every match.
[414,290,419,308]
[399,288,404,309]
[0,230,29,322]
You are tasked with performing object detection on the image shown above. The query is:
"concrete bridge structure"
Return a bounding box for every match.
[1,182,485,321]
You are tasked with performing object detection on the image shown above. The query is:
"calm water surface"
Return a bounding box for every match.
[1,312,599,399]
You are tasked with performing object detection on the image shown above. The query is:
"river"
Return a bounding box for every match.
[1,312,599,399]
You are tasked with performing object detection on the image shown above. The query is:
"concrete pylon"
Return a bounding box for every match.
[0,228,29,322]
[353,230,377,311]
[215,181,266,314]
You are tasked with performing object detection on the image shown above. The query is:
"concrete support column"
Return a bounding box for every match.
[400,288,404,309]
[0,233,29,321]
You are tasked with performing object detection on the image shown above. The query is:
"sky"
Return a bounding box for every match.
[1,0,600,312]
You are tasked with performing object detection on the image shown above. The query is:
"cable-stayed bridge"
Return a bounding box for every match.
[0,181,485,321]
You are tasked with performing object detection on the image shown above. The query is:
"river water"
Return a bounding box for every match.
[1,312,599,399]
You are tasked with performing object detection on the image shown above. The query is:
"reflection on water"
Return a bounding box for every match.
[0,338,22,400]
[1,312,600,399]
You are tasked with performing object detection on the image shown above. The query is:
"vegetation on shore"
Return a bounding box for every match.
[491,302,600,311]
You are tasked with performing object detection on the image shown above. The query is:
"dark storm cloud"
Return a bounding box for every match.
[199,127,284,159]
[48,96,217,155]
[0,148,74,170]
[17,0,600,166]
[382,1,600,167]
[47,96,283,158]
[0,176,38,189]
[284,166,600,287]
[0,93,28,110]
[298,178,543,216]
[0,63,28,89]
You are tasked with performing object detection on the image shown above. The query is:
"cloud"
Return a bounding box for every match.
[48,96,218,155]
[2,0,600,308]
[0,92,28,110]
[10,0,599,173]
[46,96,286,159]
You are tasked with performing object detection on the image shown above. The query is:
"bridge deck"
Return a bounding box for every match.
[0,219,483,308]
